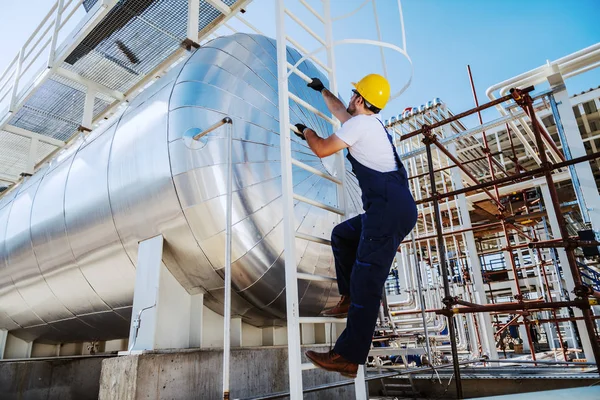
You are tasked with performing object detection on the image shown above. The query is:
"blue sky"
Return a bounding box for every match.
[1,0,598,128]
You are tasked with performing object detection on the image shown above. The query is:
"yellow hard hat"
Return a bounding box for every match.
[351,74,391,110]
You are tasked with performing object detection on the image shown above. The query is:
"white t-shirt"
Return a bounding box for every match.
[335,114,398,172]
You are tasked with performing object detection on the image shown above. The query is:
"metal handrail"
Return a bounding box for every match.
[192,117,233,140]
[0,0,86,112]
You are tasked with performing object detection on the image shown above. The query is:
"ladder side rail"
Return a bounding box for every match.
[275,1,304,398]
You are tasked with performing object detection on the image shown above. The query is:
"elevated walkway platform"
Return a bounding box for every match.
[0,0,249,188]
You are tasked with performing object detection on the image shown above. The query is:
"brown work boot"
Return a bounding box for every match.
[305,350,358,378]
[322,295,351,317]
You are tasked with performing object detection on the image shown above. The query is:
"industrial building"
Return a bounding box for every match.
[0,1,599,399]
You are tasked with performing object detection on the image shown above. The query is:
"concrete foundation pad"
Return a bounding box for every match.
[99,345,357,399]
[0,356,108,400]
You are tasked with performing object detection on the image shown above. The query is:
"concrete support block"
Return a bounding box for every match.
[0,329,7,359]
[0,356,106,400]
[4,333,32,359]
[242,323,263,346]
[301,323,315,344]
[99,347,355,400]
[231,317,242,347]
[61,343,84,356]
[104,339,128,353]
[262,326,287,346]
[262,327,275,346]
[32,343,61,358]
[315,323,344,344]
[189,293,204,348]
[128,235,193,352]
[203,307,225,348]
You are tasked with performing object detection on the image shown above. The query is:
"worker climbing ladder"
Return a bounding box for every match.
[274,0,366,398]
[273,0,411,398]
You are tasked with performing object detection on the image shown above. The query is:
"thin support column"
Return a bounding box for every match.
[511,234,531,352]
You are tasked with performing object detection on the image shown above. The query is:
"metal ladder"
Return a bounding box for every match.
[274,0,368,398]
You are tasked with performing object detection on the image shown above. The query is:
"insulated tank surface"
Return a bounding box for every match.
[0,33,361,342]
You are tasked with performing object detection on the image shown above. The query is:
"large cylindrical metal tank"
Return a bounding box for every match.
[0,33,361,342]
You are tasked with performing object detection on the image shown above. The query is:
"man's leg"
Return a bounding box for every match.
[333,232,401,364]
[330,215,362,296]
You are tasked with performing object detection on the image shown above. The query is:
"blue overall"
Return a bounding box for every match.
[332,122,418,364]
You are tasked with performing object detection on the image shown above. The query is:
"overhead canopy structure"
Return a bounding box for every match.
[0,0,250,189]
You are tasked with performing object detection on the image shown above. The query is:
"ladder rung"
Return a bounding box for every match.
[291,159,342,185]
[295,231,332,246]
[301,362,317,371]
[297,272,336,282]
[299,0,325,23]
[299,317,347,324]
[289,92,336,126]
[293,193,344,215]
[284,9,326,46]
[287,62,311,83]
[284,35,331,73]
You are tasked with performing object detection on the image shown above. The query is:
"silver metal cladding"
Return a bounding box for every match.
[0,33,361,342]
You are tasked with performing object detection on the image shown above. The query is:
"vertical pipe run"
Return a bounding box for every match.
[424,138,463,398]
[222,119,233,400]
[531,225,568,361]
[411,233,434,364]
[468,66,538,360]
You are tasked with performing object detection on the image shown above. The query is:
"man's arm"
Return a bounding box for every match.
[307,78,352,124]
[322,89,352,124]
[304,129,348,158]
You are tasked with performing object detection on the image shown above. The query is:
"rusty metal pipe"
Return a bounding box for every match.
[414,150,600,205]
[432,136,504,210]
[520,93,600,370]
[435,299,588,315]
[399,86,534,140]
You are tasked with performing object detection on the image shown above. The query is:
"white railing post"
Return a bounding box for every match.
[323,1,347,223]
[9,49,24,113]
[275,0,303,398]
[48,0,65,69]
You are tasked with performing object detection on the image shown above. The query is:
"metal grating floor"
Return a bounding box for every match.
[0,0,243,187]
